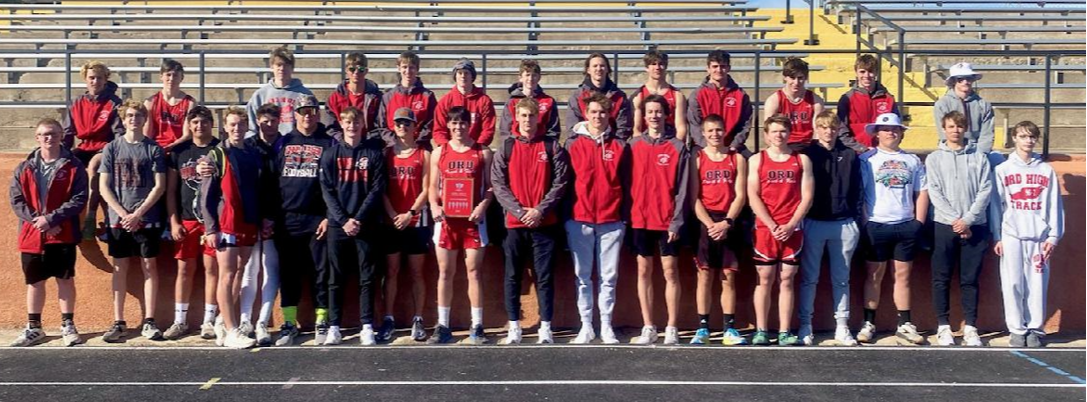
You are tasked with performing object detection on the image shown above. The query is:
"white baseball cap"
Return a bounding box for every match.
[865,113,910,134]
[946,62,983,85]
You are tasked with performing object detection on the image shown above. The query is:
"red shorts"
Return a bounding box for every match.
[174,220,215,260]
[434,218,488,250]
[752,226,803,265]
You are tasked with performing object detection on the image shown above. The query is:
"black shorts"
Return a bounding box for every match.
[864,220,923,263]
[21,244,77,284]
[695,212,743,271]
[383,225,432,256]
[107,227,164,259]
[71,148,97,168]
[631,228,679,257]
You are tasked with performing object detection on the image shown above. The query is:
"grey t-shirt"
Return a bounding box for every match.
[35,153,60,204]
[98,136,167,227]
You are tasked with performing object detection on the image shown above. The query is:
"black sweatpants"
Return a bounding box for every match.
[503,225,559,322]
[932,222,989,327]
[275,231,328,310]
[328,229,382,326]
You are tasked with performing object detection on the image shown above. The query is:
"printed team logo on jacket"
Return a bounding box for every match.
[765,169,797,184]
[282,144,323,178]
[702,169,734,185]
[445,160,475,174]
[656,153,671,166]
[97,109,111,122]
[602,149,615,161]
[537,151,549,162]
[412,100,425,111]
[875,160,912,188]
[725,98,737,108]
[337,156,369,183]
[876,101,891,113]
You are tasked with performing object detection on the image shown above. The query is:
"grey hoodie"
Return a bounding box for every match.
[933,89,995,153]
[245,78,315,137]
[924,139,992,226]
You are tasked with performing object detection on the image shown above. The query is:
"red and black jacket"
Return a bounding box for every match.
[432,86,497,147]
[377,78,437,150]
[565,77,633,139]
[498,83,561,142]
[836,81,898,153]
[563,122,631,224]
[200,144,272,236]
[11,148,89,253]
[686,76,752,150]
[491,131,570,229]
[63,81,123,153]
[628,128,689,233]
[326,79,384,142]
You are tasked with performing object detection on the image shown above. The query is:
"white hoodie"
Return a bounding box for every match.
[989,152,1064,245]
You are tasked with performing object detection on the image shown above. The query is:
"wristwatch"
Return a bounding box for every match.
[409,209,419,216]
[722,217,735,225]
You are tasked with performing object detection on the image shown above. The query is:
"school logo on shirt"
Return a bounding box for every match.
[1031,254,1046,273]
[602,149,615,161]
[445,160,475,174]
[656,153,671,166]
[876,101,891,113]
[97,109,111,122]
[725,98,737,108]
[282,144,323,178]
[702,169,734,185]
[537,151,549,162]
[337,156,368,184]
[766,170,797,184]
[875,159,912,188]
[395,165,417,180]
[412,100,425,111]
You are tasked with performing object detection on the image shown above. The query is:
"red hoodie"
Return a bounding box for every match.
[499,83,561,141]
[628,131,689,232]
[63,81,123,153]
[563,122,630,224]
[378,79,437,149]
[565,78,633,139]
[836,82,898,153]
[326,79,383,140]
[686,76,752,150]
[432,86,496,147]
[11,149,90,253]
[491,133,570,229]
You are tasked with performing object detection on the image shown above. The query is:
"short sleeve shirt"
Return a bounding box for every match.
[99,137,168,227]
[860,148,926,224]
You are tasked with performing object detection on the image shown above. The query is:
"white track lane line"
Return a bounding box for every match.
[1,345,1083,352]
[0,380,1082,388]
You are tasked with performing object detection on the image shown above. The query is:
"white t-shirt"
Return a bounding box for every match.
[860,148,926,224]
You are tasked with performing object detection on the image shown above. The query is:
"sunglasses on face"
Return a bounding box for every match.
[395,120,414,127]
[297,108,318,116]
[347,66,366,73]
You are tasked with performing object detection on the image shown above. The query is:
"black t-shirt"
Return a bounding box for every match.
[170,138,220,221]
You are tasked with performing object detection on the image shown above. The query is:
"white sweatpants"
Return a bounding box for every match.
[999,237,1050,335]
[240,238,280,326]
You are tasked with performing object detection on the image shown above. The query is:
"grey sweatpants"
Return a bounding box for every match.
[798,218,860,328]
[999,236,1050,335]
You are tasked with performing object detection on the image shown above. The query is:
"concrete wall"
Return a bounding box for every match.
[0,153,1082,335]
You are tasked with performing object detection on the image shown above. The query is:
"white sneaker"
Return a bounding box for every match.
[537,327,554,344]
[255,324,272,347]
[323,326,343,345]
[141,322,163,341]
[10,326,46,347]
[799,325,814,346]
[237,320,254,338]
[856,321,876,343]
[501,326,522,345]
[213,318,226,347]
[314,323,329,345]
[199,322,216,339]
[663,326,679,345]
[834,326,858,346]
[599,324,620,344]
[633,325,658,345]
[359,325,376,346]
[896,322,924,345]
[570,326,596,344]
[61,322,83,347]
[962,325,983,347]
[936,325,955,346]
[224,328,256,349]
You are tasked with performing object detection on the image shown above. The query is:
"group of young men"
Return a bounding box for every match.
[11,47,1065,349]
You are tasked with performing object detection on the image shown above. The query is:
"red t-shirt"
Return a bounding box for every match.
[386,147,427,226]
[757,150,803,228]
[698,150,739,213]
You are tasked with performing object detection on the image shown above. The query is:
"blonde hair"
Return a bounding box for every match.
[80,60,110,79]
[118,99,147,117]
[814,110,840,130]
[339,106,363,122]
[224,105,247,120]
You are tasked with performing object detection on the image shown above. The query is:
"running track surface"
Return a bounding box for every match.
[0,346,1083,401]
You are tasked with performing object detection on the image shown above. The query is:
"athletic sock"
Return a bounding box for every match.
[864,308,876,324]
[509,320,520,330]
[722,313,735,331]
[540,321,551,331]
[240,312,252,325]
[281,306,298,326]
[174,303,189,325]
[315,308,329,325]
[61,313,74,326]
[203,304,218,324]
[28,313,42,329]
[438,306,451,327]
[470,307,483,328]
[699,314,710,330]
[897,310,911,326]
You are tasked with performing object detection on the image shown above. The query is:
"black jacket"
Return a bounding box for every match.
[319,137,387,236]
[804,139,863,221]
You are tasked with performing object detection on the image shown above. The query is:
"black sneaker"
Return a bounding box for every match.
[102,321,127,343]
[377,317,395,343]
[467,324,488,345]
[426,325,454,345]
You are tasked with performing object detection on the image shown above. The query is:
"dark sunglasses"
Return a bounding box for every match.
[347,66,366,73]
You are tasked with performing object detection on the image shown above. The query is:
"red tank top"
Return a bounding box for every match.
[757,150,803,228]
[437,143,486,211]
[698,150,739,213]
[777,89,815,145]
[639,84,677,130]
[148,92,193,150]
[386,147,428,226]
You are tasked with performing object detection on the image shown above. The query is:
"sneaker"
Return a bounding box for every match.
[213,320,227,347]
[1026,331,1045,348]
[570,326,596,344]
[410,318,427,342]
[962,325,982,347]
[751,330,771,346]
[1009,332,1027,348]
[255,324,272,347]
[690,328,711,345]
[163,323,189,340]
[359,326,376,346]
[377,317,395,343]
[501,326,522,345]
[936,325,955,346]
[314,322,329,345]
[722,328,747,346]
[663,326,679,345]
[60,322,83,347]
[9,326,46,347]
[537,327,554,344]
[199,322,216,339]
[224,328,256,349]
[896,322,924,345]
[274,323,299,346]
[633,325,658,345]
[777,331,799,346]
[102,322,127,343]
[141,322,163,341]
[324,326,343,346]
[599,324,619,344]
[856,321,876,344]
[799,325,814,346]
[426,325,454,345]
[834,326,858,347]
[237,320,254,339]
[466,324,487,345]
